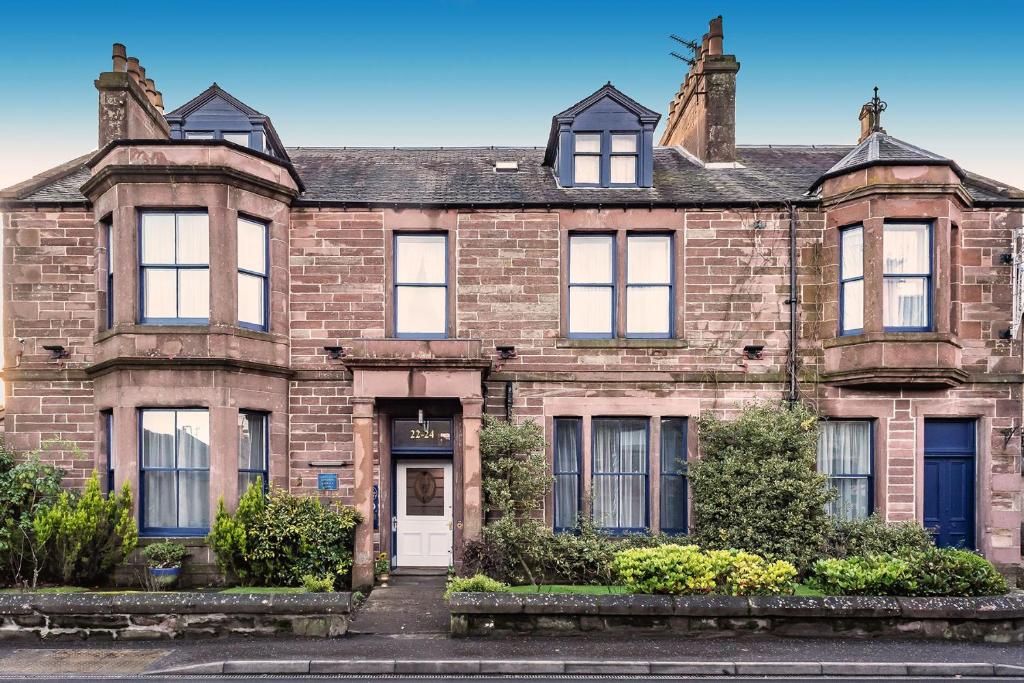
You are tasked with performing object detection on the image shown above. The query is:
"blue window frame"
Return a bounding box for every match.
[237,216,269,331]
[139,211,210,325]
[591,417,649,533]
[105,220,115,330]
[817,419,873,520]
[883,221,932,332]
[238,410,268,501]
[626,234,672,338]
[571,132,639,187]
[393,233,448,339]
[139,408,210,535]
[553,418,582,531]
[659,417,688,534]
[568,234,615,338]
[102,410,115,495]
[839,225,864,335]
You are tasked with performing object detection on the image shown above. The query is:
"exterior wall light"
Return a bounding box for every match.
[742,344,765,360]
[323,346,344,359]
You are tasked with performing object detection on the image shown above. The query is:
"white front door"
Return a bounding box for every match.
[395,460,453,567]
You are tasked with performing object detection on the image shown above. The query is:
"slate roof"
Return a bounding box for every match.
[811,132,965,190]
[165,83,266,119]
[3,144,1021,207]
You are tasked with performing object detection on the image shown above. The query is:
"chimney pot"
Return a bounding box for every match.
[154,91,165,113]
[112,43,127,72]
[708,16,724,55]
[126,57,141,84]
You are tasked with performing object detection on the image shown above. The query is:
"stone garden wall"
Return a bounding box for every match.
[449,593,1024,642]
[0,592,352,640]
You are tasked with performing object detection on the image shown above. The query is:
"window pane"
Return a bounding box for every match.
[626,286,670,335]
[569,235,613,283]
[141,214,175,264]
[239,412,266,470]
[660,418,688,532]
[222,132,250,146]
[628,235,671,284]
[611,134,637,153]
[176,214,209,265]
[107,224,116,274]
[143,269,177,319]
[660,418,687,474]
[554,419,580,530]
[573,155,600,184]
[884,223,929,274]
[883,277,927,328]
[568,286,613,335]
[177,471,210,528]
[593,419,648,530]
[826,478,870,520]
[178,269,210,319]
[575,133,601,153]
[141,411,176,468]
[841,227,863,279]
[239,472,263,497]
[395,285,446,335]
[818,421,871,475]
[610,156,636,184]
[184,131,214,140]
[842,279,864,332]
[238,218,267,274]
[593,419,648,473]
[396,235,446,284]
[177,411,210,469]
[143,471,177,528]
[238,273,265,326]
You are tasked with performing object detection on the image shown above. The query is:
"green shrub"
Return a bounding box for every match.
[827,514,935,559]
[444,573,510,598]
[301,574,335,592]
[544,520,618,585]
[809,548,1007,597]
[33,472,138,586]
[611,544,797,596]
[690,402,834,571]
[207,481,361,587]
[0,443,65,586]
[142,541,190,569]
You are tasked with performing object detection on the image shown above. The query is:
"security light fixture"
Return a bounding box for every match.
[1000,329,1014,340]
[323,345,344,360]
[742,344,765,360]
[496,344,517,360]
[42,344,69,360]
[1000,252,1014,265]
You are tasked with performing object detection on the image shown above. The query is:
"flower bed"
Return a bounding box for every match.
[448,592,1024,642]
[0,591,353,640]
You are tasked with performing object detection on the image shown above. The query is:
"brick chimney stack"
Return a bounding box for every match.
[96,43,170,147]
[659,16,740,166]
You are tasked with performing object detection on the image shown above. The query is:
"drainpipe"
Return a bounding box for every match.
[786,201,799,404]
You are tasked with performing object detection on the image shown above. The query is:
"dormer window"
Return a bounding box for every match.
[544,83,660,189]
[166,84,286,159]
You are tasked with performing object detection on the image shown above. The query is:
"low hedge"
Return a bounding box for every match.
[808,547,1007,597]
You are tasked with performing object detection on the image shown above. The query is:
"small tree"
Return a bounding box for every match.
[0,442,66,587]
[690,402,834,571]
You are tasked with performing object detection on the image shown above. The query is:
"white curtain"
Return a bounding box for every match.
[592,419,648,530]
[883,223,929,328]
[553,419,580,529]
[817,421,871,520]
[142,410,210,530]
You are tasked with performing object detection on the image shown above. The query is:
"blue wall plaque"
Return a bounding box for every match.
[317,473,338,491]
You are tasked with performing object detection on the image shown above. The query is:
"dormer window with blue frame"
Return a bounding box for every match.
[166,84,286,159]
[544,83,660,188]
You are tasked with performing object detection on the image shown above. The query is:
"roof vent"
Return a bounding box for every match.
[494,160,519,173]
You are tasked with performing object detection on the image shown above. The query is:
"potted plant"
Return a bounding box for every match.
[142,541,190,589]
[374,552,390,584]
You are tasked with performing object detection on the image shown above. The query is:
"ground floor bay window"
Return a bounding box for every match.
[140,409,211,535]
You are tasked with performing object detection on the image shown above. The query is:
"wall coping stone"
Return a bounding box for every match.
[0,591,352,616]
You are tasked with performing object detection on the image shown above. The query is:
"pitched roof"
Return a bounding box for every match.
[811,132,965,190]
[4,144,1021,207]
[164,83,265,119]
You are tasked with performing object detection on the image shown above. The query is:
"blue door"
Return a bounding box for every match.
[923,419,975,549]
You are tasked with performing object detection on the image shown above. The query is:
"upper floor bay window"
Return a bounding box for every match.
[140,212,209,324]
[140,409,210,535]
[592,418,649,532]
[104,220,115,330]
[568,235,615,337]
[238,410,269,501]
[572,133,639,187]
[237,217,269,331]
[839,226,864,335]
[394,233,447,338]
[817,420,873,520]
[626,235,672,337]
[883,222,931,331]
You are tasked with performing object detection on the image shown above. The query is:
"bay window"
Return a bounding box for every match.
[394,233,447,338]
[553,418,582,531]
[626,235,672,337]
[140,409,210,534]
[237,217,268,330]
[568,234,615,337]
[238,410,268,501]
[839,225,864,335]
[140,212,210,324]
[817,420,873,520]
[659,417,688,534]
[592,418,648,532]
[883,222,931,331]
[105,220,115,330]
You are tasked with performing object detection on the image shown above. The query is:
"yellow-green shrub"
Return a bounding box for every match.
[611,544,796,596]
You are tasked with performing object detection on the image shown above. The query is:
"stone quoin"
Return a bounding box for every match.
[1,17,1022,590]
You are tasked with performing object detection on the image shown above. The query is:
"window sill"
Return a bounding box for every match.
[556,338,688,349]
[823,331,961,349]
[95,324,286,344]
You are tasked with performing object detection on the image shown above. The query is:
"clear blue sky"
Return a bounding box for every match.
[1,0,1022,189]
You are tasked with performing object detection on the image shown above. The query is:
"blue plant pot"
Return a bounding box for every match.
[148,566,181,589]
